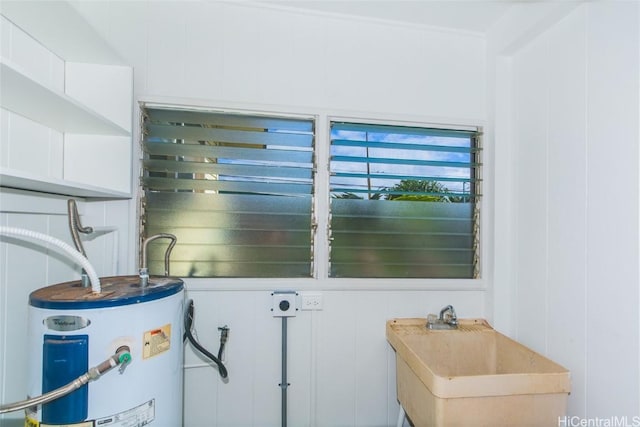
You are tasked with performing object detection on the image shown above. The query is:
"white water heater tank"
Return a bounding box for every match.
[25,275,184,427]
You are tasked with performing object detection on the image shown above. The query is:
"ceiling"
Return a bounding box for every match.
[258,1,516,33]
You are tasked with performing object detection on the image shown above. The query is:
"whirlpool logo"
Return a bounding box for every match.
[44,315,91,331]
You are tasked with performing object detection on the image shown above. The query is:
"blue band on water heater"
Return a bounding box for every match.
[29,278,184,310]
[42,334,89,424]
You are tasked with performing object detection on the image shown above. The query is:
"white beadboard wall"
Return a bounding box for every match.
[181,289,483,427]
[71,1,487,122]
[491,1,640,419]
[64,2,488,426]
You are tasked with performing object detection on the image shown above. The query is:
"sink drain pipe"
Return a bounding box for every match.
[396,405,407,427]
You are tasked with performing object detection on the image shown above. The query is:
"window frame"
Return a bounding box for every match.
[325,116,482,279]
[138,103,317,279]
[135,100,488,291]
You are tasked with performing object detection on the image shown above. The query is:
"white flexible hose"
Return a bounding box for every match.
[0,226,101,293]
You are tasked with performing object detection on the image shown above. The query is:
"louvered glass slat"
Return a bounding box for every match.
[329,262,473,279]
[332,139,478,153]
[328,188,473,199]
[330,215,472,235]
[146,123,313,147]
[143,177,312,195]
[146,108,313,132]
[147,191,312,214]
[144,159,312,180]
[331,122,476,138]
[329,121,481,279]
[331,155,475,169]
[142,107,314,278]
[144,141,312,164]
[332,172,473,183]
[146,260,311,278]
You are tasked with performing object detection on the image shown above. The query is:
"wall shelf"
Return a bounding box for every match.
[0,5,133,199]
[0,167,131,198]
[0,59,130,136]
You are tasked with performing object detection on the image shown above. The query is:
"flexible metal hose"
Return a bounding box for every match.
[0,348,131,414]
[0,374,91,414]
[0,226,101,293]
[67,199,92,258]
[67,199,94,287]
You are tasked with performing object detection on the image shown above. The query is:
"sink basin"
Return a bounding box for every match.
[386,318,571,427]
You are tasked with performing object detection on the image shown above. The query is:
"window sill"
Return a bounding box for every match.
[180,277,487,292]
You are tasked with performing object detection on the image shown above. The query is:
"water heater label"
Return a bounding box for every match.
[142,324,171,359]
[44,315,90,331]
[95,399,155,427]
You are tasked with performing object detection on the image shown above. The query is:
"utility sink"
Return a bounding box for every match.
[386,318,571,427]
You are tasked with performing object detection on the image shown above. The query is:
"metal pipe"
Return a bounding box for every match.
[67,199,94,287]
[0,376,89,414]
[140,233,176,287]
[396,405,407,427]
[67,199,93,257]
[0,347,131,414]
[141,233,176,272]
[281,316,288,427]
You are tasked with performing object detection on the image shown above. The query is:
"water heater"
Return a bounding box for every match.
[25,275,184,427]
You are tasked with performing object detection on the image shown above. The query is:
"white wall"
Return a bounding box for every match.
[72,1,486,122]
[491,1,640,418]
[67,2,488,426]
[181,289,483,427]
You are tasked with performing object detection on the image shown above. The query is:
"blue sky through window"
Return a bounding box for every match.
[330,125,475,199]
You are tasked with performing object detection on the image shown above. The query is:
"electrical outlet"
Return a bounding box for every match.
[301,292,323,311]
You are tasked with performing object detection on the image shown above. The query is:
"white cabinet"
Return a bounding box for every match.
[0,3,133,198]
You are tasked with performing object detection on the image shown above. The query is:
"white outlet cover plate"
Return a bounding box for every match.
[300,292,323,311]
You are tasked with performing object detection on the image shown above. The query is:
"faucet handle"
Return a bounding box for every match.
[439,305,458,325]
[447,311,458,326]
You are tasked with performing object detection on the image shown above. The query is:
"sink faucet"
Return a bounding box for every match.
[426,305,458,330]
